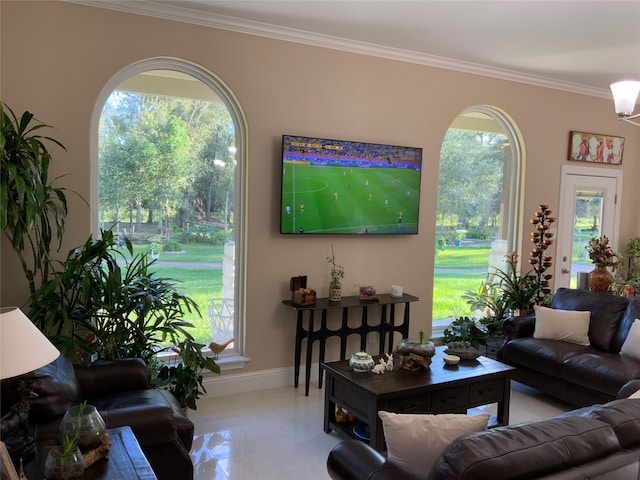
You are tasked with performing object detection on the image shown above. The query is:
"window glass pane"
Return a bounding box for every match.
[98,70,236,352]
[571,190,604,288]
[433,111,517,323]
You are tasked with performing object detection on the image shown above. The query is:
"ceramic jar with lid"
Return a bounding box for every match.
[349,351,375,372]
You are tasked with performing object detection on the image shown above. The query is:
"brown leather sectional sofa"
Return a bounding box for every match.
[327,398,640,480]
[1,355,194,480]
[499,287,640,406]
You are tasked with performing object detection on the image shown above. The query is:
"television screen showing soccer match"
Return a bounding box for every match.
[280,134,422,235]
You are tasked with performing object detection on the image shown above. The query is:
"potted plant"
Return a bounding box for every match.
[493,252,540,315]
[0,103,76,295]
[585,235,621,292]
[327,245,344,302]
[443,316,487,350]
[28,228,220,410]
[155,338,218,411]
[615,237,640,295]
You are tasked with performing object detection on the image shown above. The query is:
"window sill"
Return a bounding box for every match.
[213,354,250,371]
[431,317,454,338]
[155,350,249,371]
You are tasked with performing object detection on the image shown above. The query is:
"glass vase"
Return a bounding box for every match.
[44,445,85,480]
[58,404,106,452]
[589,264,613,293]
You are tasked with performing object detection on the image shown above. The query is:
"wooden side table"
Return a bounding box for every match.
[283,293,419,395]
[23,426,157,480]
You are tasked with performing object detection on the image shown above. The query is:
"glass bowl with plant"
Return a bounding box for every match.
[44,436,84,480]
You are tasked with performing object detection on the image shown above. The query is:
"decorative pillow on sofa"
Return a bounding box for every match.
[533,305,591,346]
[620,318,640,361]
[378,411,490,479]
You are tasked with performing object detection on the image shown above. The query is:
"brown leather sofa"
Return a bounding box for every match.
[1,355,194,480]
[327,398,640,480]
[498,287,640,406]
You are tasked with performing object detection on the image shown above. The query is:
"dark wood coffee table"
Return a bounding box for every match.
[23,426,156,479]
[322,346,515,451]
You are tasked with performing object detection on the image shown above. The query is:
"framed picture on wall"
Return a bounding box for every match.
[568,131,624,165]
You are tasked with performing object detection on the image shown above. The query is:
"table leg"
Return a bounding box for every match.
[323,372,334,434]
[497,378,512,425]
[304,310,315,396]
[294,311,304,389]
[401,301,410,338]
[318,309,328,389]
[378,304,387,356]
[360,306,368,351]
[370,410,384,451]
[339,307,349,360]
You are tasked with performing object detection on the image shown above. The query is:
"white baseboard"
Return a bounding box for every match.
[201,363,321,398]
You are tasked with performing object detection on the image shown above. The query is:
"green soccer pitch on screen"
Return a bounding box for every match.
[280,135,422,235]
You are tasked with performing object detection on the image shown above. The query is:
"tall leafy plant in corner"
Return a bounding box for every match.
[0,103,70,295]
[29,228,220,409]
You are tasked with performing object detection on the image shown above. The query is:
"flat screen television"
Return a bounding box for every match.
[280,134,422,235]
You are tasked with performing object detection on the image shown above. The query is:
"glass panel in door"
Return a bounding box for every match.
[570,190,604,288]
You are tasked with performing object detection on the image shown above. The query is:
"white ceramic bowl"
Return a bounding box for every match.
[443,354,460,366]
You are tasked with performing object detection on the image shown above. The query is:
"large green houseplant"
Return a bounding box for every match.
[0,103,72,295]
[29,228,220,409]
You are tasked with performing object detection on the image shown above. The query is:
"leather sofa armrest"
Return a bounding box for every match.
[503,314,536,340]
[74,358,152,400]
[617,379,640,399]
[327,440,421,480]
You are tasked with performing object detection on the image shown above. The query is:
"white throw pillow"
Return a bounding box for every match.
[378,411,490,479]
[620,318,640,361]
[533,305,591,346]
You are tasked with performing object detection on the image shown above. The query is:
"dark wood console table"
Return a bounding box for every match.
[283,293,419,395]
[23,426,156,480]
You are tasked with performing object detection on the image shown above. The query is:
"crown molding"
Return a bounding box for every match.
[69,0,609,99]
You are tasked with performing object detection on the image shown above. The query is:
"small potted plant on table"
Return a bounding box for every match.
[327,245,344,302]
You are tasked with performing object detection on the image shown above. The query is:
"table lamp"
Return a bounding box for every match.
[0,307,60,461]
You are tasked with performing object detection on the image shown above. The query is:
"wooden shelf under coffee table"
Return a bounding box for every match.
[322,346,515,451]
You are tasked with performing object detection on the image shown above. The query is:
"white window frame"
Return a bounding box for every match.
[90,58,249,369]
[432,106,523,336]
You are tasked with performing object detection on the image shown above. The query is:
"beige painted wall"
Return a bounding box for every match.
[2,1,640,375]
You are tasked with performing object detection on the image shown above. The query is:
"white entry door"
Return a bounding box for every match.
[554,165,622,289]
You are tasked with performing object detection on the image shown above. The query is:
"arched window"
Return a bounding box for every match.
[92,59,247,364]
[432,107,522,332]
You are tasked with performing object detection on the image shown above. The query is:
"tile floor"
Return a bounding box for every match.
[189,380,573,480]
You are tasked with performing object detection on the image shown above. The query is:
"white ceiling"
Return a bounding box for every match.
[78,0,640,98]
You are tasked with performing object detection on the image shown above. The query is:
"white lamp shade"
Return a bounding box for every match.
[610,81,640,117]
[0,307,59,379]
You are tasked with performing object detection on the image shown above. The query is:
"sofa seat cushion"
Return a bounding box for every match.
[563,353,640,397]
[501,337,593,377]
[428,416,621,480]
[552,287,629,352]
